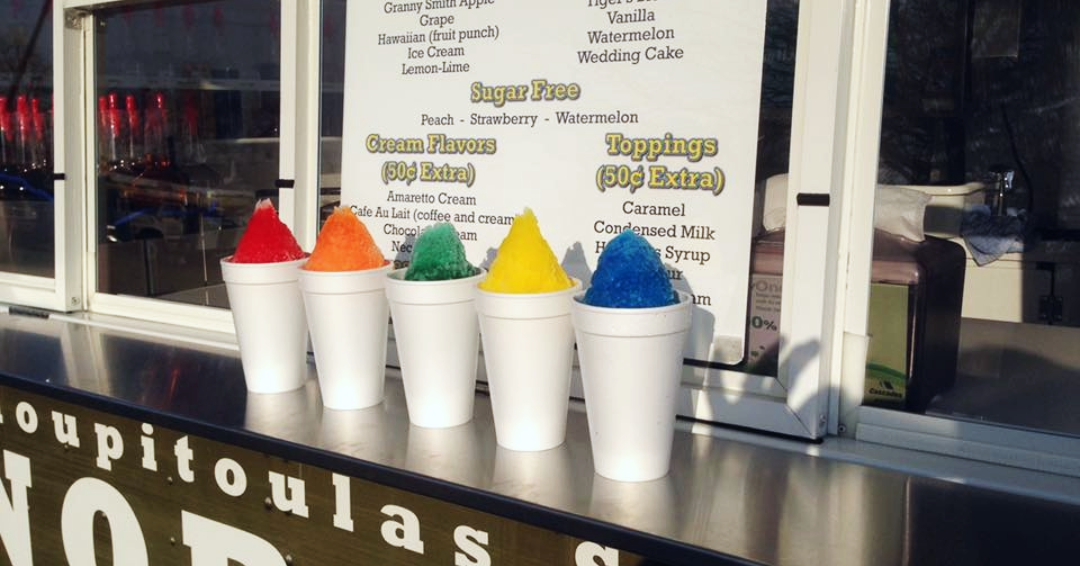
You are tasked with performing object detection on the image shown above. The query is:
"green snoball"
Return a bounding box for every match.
[404,223,479,281]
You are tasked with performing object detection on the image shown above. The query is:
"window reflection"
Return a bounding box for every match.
[95,1,281,307]
[0,0,54,278]
[875,0,1080,438]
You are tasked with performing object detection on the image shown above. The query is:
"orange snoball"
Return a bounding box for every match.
[304,208,387,271]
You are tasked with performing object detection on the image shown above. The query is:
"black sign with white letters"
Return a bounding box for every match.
[0,385,646,565]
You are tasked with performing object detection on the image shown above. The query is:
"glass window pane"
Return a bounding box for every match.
[0,0,55,278]
[874,0,1080,438]
[94,1,281,308]
[320,0,346,228]
[726,0,798,378]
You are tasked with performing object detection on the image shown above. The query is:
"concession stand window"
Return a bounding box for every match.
[20,0,1078,480]
[0,1,81,312]
[76,0,290,334]
[337,0,849,440]
[1,1,1080,565]
[41,0,861,441]
[839,0,1080,477]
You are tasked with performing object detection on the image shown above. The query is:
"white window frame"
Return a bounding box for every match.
[55,0,323,334]
[677,0,861,439]
[834,0,1080,476]
[0,5,84,313]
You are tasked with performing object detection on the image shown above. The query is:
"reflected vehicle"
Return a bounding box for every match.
[100,158,255,244]
[90,0,284,307]
[96,151,262,306]
[93,92,280,306]
[0,166,54,277]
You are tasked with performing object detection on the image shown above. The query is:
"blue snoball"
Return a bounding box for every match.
[584,230,677,308]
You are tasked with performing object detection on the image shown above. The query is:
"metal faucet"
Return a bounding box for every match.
[988,166,1014,216]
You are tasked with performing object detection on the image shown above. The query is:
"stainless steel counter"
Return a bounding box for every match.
[1,310,1077,566]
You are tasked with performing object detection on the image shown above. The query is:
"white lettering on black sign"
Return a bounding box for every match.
[0,389,636,565]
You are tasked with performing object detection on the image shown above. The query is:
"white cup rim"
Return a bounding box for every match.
[572,289,691,314]
[300,260,392,275]
[385,268,486,305]
[300,262,392,294]
[221,254,309,266]
[475,279,582,319]
[386,266,484,283]
[475,278,582,299]
[571,290,693,337]
[221,255,308,285]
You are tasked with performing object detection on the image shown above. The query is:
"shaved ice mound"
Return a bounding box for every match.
[405,223,478,281]
[583,229,677,308]
[231,199,305,263]
[306,207,386,271]
[480,208,573,294]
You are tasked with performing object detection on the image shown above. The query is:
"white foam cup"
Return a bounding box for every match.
[300,262,392,410]
[476,280,581,451]
[384,268,485,428]
[221,256,309,394]
[571,291,692,482]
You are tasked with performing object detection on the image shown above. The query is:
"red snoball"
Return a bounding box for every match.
[230,199,305,263]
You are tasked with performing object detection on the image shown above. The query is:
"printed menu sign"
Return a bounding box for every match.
[341,1,767,364]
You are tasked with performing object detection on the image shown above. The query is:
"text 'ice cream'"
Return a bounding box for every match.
[404,223,478,281]
[479,208,573,293]
[305,207,386,271]
[230,199,305,263]
[584,229,677,308]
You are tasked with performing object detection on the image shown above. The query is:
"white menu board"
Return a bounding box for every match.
[341,1,767,365]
